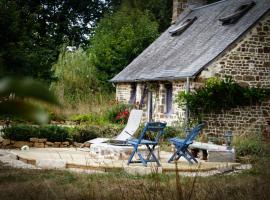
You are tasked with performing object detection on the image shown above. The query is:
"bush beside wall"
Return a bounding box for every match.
[2,123,183,144]
[2,124,124,143]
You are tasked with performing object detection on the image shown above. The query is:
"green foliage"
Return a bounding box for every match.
[121,0,173,32]
[0,0,117,80]
[2,124,123,143]
[72,125,123,143]
[177,77,270,117]
[50,48,99,103]
[163,126,185,139]
[70,113,108,126]
[2,125,70,142]
[38,126,70,142]
[88,7,159,89]
[233,132,265,158]
[106,103,131,124]
[0,77,59,124]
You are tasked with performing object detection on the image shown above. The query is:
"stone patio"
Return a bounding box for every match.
[10,148,241,175]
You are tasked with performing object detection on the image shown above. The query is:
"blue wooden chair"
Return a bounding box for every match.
[168,124,204,164]
[127,122,166,167]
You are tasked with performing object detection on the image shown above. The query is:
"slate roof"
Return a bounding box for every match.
[111,0,270,83]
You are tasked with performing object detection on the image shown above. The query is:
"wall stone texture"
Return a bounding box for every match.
[116,83,132,103]
[198,12,270,135]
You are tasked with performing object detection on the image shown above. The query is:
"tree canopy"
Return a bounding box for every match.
[0,0,118,80]
[88,6,159,89]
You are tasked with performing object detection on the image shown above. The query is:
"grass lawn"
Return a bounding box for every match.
[0,145,269,200]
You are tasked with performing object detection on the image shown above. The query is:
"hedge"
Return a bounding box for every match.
[2,124,123,143]
[2,124,183,143]
[2,124,70,142]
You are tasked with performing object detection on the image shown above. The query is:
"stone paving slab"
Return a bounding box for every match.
[11,148,241,175]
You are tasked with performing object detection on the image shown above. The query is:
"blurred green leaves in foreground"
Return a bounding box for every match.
[0,77,60,124]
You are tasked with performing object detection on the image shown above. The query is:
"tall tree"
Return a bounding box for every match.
[88,6,159,89]
[0,0,115,80]
[121,0,173,32]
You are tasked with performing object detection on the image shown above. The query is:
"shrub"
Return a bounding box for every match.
[72,125,123,143]
[233,132,265,158]
[2,124,37,141]
[163,126,185,139]
[50,47,100,104]
[72,126,100,143]
[176,77,270,117]
[3,124,70,142]
[70,113,108,125]
[38,126,70,142]
[105,103,131,124]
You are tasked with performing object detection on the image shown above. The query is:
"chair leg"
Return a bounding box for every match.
[185,150,198,163]
[137,150,147,166]
[168,147,181,163]
[127,148,137,165]
[128,146,148,166]
[146,145,160,166]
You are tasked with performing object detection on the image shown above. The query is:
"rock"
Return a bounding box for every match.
[83,142,91,148]
[14,141,32,148]
[46,141,54,146]
[10,140,15,144]
[30,138,39,142]
[53,142,61,147]
[207,149,236,162]
[2,139,11,146]
[73,142,83,147]
[38,138,47,143]
[34,142,45,148]
[62,141,69,145]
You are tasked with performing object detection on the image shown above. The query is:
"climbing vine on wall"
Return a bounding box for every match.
[176,77,270,116]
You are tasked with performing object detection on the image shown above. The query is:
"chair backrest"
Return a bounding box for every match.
[138,122,167,143]
[115,109,143,141]
[183,123,204,145]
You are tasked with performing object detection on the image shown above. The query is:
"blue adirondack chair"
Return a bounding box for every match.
[168,124,204,164]
[127,122,167,167]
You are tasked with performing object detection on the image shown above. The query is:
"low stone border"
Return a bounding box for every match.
[0,137,85,149]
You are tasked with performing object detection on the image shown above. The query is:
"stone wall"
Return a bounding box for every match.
[116,83,132,103]
[0,137,83,148]
[200,12,270,88]
[115,81,189,125]
[198,12,270,135]
[202,101,270,136]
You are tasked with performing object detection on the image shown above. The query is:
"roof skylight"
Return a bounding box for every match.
[169,17,197,36]
[219,1,256,25]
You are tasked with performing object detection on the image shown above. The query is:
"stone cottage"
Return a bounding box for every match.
[111,0,270,135]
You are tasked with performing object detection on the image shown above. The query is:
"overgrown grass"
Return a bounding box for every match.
[48,92,115,121]
[0,144,269,200]
[233,131,266,163]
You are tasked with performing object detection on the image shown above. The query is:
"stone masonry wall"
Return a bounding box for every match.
[198,12,270,135]
[116,83,132,103]
[116,81,194,126]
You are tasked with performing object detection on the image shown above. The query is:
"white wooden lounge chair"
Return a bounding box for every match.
[86,109,143,145]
